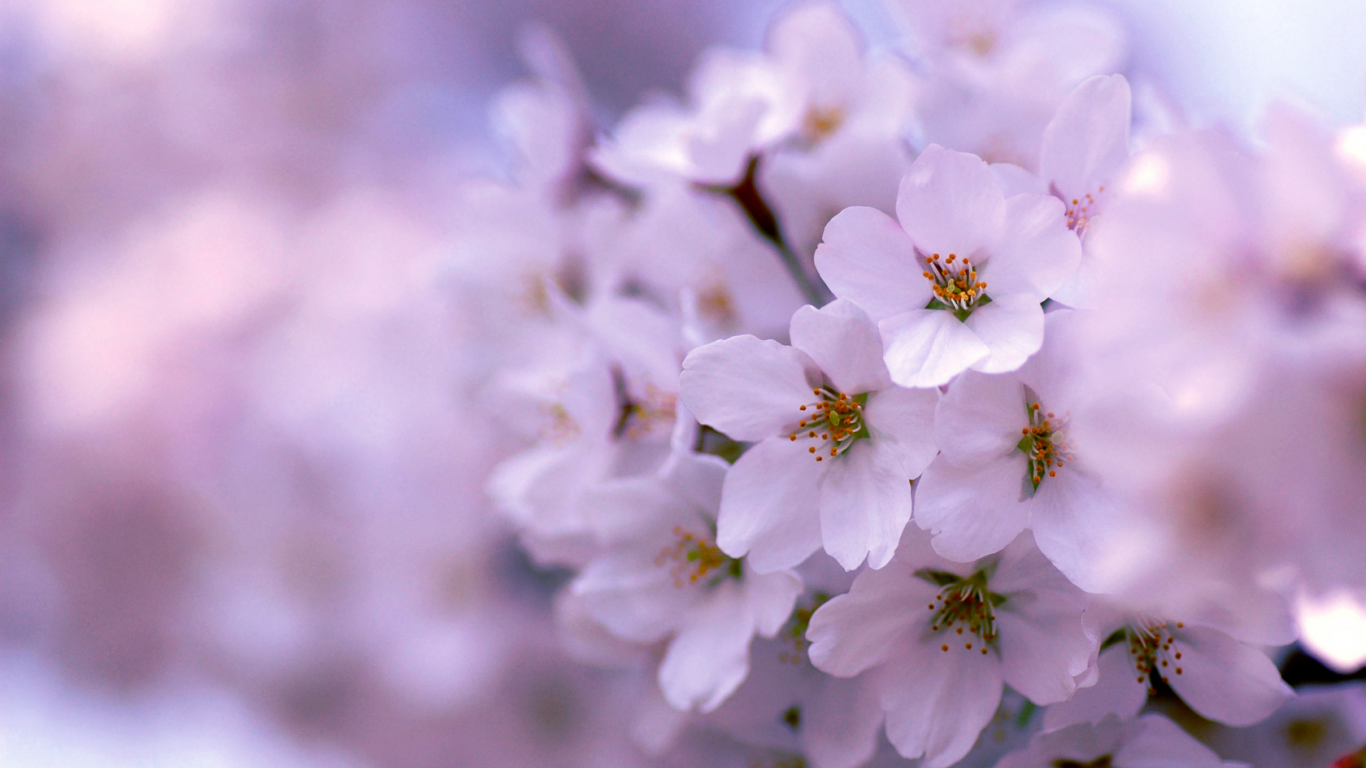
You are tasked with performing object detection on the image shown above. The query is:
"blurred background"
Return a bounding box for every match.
[0,0,1363,765]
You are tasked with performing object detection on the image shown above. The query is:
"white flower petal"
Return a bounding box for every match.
[879,635,1005,768]
[747,569,805,637]
[1029,468,1116,593]
[718,436,824,572]
[985,194,1083,302]
[789,299,893,394]
[992,532,1092,611]
[914,454,1031,562]
[1168,625,1293,726]
[680,335,818,441]
[1015,308,1081,406]
[687,97,770,186]
[993,536,1094,704]
[555,588,653,670]
[766,0,864,108]
[1193,586,1298,648]
[814,206,930,321]
[589,102,690,186]
[879,309,991,388]
[574,552,694,643]
[1040,75,1133,201]
[488,442,611,537]
[964,294,1047,374]
[807,560,927,677]
[802,675,884,768]
[934,370,1026,466]
[1115,714,1225,768]
[991,162,1049,197]
[819,440,914,571]
[582,476,685,546]
[1042,645,1149,731]
[632,682,691,756]
[865,385,940,478]
[896,144,1006,261]
[996,592,1093,706]
[761,128,909,257]
[659,450,729,521]
[659,583,756,712]
[994,718,1123,768]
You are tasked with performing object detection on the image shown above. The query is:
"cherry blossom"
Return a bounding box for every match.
[22,1,1366,765]
[1039,74,1134,307]
[1044,600,1293,730]
[806,531,1093,768]
[913,310,1118,587]
[754,1,917,258]
[893,0,1127,170]
[680,299,939,572]
[815,144,1081,387]
[996,714,1224,768]
[486,296,684,564]
[570,441,803,713]
[1203,682,1366,768]
[701,634,883,768]
[1067,112,1366,639]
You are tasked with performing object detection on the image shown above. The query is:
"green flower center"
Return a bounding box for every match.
[917,567,1006,656]
[1016,398,1074,491]
[790,387,870,462]
[779,591,832,665]
[1101,619,1188,694]
[656,526,743,588]
[922,252,991,321]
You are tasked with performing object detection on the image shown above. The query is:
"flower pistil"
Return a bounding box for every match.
[917,567,1005,656]
[789,387,870,462]
[1101,619,1187,694]
[922,253,989,320]
[1017,400,1074,490]
[657,526,743,588]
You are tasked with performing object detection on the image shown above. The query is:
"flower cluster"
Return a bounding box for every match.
[462,1,1366,767]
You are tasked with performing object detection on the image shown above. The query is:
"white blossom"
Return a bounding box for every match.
[815,144,1081,387]
[807,531,1093,768]
[680,299,939,572]
[914,310,1119,587]
[571,440,803,713]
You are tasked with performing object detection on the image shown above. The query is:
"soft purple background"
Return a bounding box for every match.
[0,0,1363,765]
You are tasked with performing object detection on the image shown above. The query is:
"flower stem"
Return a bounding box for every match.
[708,155,830,307]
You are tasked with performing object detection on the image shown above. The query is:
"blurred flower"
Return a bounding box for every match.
[997,713,1224,768]
[571,443,803,712]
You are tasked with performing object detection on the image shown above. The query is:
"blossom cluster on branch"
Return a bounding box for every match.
[461,1,1366,766]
